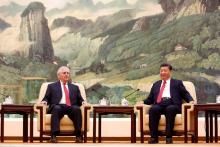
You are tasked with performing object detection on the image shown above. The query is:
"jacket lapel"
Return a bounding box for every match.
[170,78,174,98]
[67,83,73,103]
[56,81,62,101]
[155,80,162,101]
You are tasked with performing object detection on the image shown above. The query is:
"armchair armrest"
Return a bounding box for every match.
[33,103,48,142]
[182,103,194,127]
[134,101,151,113]
[80,104,92,131]
[34,103,47,115]
[182,103,194,143]
[80,103,92,143]
[81,103,92,117]
[134,103,152,143]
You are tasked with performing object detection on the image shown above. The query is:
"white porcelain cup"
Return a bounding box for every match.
[99,98,107,106]
[121,98,129,106]
[216,95,220,103]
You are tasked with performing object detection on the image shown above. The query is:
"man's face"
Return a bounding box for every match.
[159,66,171,80]
[58,68,70,83]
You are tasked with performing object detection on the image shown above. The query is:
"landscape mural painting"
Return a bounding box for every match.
[0,0,219,110]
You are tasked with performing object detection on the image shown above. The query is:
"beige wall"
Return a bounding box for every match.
[3,118,219,137]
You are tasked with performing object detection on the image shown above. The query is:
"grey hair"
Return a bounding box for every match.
[57,66,70,77]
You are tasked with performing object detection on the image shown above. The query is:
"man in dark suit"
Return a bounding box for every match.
[142,63,194,144]
[41,66,84,143]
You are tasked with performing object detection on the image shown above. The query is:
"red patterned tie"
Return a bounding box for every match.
[63,83,71,106]
[157,80,166,103]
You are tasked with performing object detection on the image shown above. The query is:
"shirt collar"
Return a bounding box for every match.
[60,81,68,85]
[162,78,171,84]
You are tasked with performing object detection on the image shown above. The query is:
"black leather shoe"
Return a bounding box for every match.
[148,137,158,144]
[166,137,173,144]
[75,135,83,143]
[49,135,57,143]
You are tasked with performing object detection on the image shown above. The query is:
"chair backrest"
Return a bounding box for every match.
[37,82,87,103]
[182,81,197,103]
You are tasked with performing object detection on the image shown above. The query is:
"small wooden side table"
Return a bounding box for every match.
[93,105,136,143]
[1,104,34,142]
[194,104,220,143]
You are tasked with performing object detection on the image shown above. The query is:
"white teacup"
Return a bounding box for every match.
[99,97,108,106]
[121,98,129,106]
[3,96,14,104]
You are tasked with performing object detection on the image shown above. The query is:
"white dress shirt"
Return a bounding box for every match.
[161,78,171,98]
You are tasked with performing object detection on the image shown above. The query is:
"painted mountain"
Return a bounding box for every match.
[0,0,219,105]
[0,18,11,31]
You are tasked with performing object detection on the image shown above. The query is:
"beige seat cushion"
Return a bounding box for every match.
[144,114,182,126]
[143,114,183,131]
[44,114,76,131]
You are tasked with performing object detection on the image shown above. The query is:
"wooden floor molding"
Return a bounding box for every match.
[1,143,220,147]
[2,136,220,143]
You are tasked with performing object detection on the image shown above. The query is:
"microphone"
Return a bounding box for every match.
[121,89,139,106]
[124,89,140,99]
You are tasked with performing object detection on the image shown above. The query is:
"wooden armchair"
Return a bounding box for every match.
[34,82,91,142]
[135,81,197,143]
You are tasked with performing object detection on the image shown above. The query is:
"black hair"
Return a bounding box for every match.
[160,63,173,71]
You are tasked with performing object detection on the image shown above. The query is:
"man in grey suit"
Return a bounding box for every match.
[41,66,84,143]
[142,63,194,144]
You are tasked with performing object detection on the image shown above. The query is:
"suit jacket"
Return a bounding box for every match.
[143,79,193,109]
[42,81,84,113]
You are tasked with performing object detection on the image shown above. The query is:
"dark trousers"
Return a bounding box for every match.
[50,104,82,137]
[149,99,181,138]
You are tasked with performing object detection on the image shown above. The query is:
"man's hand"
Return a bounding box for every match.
[40,101,47,105]
[136,101,144,105]
[189,101,194,104]
[82,101,88,105]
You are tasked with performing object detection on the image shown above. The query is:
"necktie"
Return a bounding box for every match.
[63,83,71,106]
[156,80,166,103]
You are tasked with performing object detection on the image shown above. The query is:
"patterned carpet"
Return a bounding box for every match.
[1,143,220,147]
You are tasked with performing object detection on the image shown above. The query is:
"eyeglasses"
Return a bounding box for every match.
[62,72,70,74]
